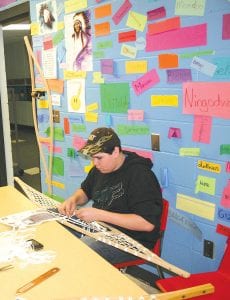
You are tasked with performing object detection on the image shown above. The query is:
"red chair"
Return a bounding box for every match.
[156,237,230,299]
[114,198,169,278]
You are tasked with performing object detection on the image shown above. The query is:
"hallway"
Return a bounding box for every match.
[11,125,41,192]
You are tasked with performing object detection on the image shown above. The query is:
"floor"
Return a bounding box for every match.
[10,125,161,295]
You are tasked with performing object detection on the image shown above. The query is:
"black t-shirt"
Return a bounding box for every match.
[81,151,163,249]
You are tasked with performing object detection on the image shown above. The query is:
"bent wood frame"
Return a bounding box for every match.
[23,36,54,194]
[14,177,190,278]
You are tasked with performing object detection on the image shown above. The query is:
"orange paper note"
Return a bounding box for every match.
[94,4,112,19]
[94,22,111,37]
[158,54,179,69]
[47,79,64,94]
[148,16,180,35]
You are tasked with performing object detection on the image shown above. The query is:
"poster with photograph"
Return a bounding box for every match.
[36,0,57,34]
[67,79,86,113]
[64,10,93,71]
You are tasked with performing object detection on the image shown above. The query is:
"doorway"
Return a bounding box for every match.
[1,2,41,191]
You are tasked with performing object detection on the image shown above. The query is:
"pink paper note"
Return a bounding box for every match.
[226,162,230,173]
[168,128,181,139]
[123,147,153,160]
[222,14,230,40]
[48,145,62,153]
[112,0,132,25]
[192,115,212,144]
[183,82,230,119]
[73,135,86,150]
[147,6,166,21]
[132,69,160,96]
[0,0,16,8]
[146,23,207,52]
[221,181,230,208]
[128,109,144,121]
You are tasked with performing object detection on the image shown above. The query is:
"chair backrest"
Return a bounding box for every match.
[219,237,230,275]
[153,198,169,256]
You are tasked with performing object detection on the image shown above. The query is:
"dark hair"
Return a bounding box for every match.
[39,3,55,29]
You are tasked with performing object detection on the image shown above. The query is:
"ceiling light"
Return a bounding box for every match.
[3,24,30,31]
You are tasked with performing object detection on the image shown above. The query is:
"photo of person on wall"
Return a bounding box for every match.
[65,10,92,71]
[36,0,57,34]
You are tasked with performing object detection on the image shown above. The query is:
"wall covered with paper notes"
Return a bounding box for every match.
[28,0,230,274]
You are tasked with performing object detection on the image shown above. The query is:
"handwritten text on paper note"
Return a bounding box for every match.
[218,207,230,223]
[183,82,230,119]
[117,124,150,135]
[179,148,200,156]
[147,6,166,21]
[197,160,221,173]
[191,56,217,77]
[167,69,192,83]
[175,0,206,16]
[101,83,129,113]
[221,180,230,208]
[192,115,212,144]
[195,175,216,196]
[126,11,147,32]
[132,69,160,95]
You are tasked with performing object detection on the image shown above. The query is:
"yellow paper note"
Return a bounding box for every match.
[64,0,87,14]
[85,112,98,122]
[84,161,94,173]
[86,102,99,112]
[121,44,137,58]
[195,175,216,195]
[57,22,65,30]
[93,72,104,83]
[126,11,147,32]
[125,61,147,74]
[197,160,221,173]
[179,148,200,156]
[38,100,49,109]
[64,70,86,80]
[176,193,215,220]
[30,23,39,36]
[151,95,178,106]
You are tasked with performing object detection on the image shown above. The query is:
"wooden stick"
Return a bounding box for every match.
[68,283,214,300]
[23,36,54,195]
[154,283,214,300]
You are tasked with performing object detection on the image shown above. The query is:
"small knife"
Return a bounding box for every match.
[16,267,60,295]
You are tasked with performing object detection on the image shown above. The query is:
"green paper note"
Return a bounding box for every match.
[101,83,129,113]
